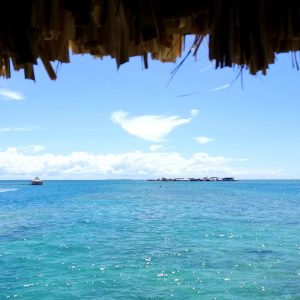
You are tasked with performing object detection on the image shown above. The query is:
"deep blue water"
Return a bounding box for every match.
[0,180,299,299]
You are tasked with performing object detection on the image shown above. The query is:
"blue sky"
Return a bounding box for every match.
[0,39,299,179]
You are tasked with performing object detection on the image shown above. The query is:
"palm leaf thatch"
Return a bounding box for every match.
[0,0,299,80]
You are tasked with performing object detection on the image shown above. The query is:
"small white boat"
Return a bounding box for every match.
[31,176,43,185]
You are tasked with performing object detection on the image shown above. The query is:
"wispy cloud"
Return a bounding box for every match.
[178,91,201,98]
[195,136,213,144]
[199,65,212,72]
[178,79,231,98]
[0,88,25,101]
[210,84,230,92]
[150,144,163,151]
[0,148,280,180]
[111,111,193,142]
[0,127,34,132]
[190,109,199,117]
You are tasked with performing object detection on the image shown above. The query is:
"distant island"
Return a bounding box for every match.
[147,177,237,182]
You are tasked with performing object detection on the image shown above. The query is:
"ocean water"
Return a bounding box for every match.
[0,180,299,299]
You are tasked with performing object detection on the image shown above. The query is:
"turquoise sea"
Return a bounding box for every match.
[0,180,299,299]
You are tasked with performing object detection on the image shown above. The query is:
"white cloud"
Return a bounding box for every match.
[18,145,46,153]
[211,84,230,92]
[0,147,282,180]
[0,88,24,101]
[31,145,46,152]
[190,109,199,117]
[111,111,192,142]
[0,127,34,132]
[195,136,213,144]
[150,144,162,151]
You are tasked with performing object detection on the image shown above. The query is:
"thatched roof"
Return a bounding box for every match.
[1,0,299,80]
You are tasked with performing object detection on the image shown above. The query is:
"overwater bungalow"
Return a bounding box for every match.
[31,177,43,185]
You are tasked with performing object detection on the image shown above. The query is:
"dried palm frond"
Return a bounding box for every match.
[0,0,298,80]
